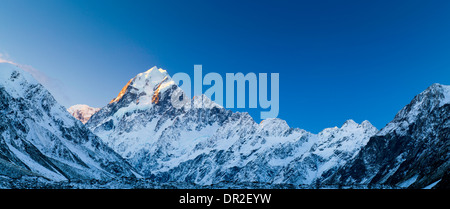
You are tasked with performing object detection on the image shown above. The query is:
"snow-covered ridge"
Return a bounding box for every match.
[191,94,224,109]
[328,83,450,189]
[87,67,379,185]
[0,63,38,98]
[109,66,175,105]
[0,63,139,182]
[133,66,170,89]
[378,83,450,136]
[3,62,447,188]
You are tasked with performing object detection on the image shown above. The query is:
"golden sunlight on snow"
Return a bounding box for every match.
[110,78,133,104]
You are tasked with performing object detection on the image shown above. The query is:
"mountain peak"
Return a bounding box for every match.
[338,120,378,134]
[135,66,169,86]
[427,83,446,90]
[0,62,39,98]
[259,118,290,134]
[401,83,450,119]
[192,94,223,109]
[377,83,450,136]
[67,104,100,124]
[342,119,357,127]
[360,120,376,129]
[333,84,450,188]
[422,83,450,98]
[426,83,450,107]
[133,66,172,89]
[109,67,175,105]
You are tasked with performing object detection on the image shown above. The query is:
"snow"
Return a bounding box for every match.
[2,62,404,188]
[113,102,154,119]
[315,119,378,159]
[422,179,441,189]
[6,143,67,181]
[259,118,290,135]
[87,67,381,186]
[0,63,39,98]
[8,62,440,188]
[108,66,175,107]
[397,175,419,188]
[59,139,111,179]
[439,84,450,107]
[131,66,175,95]
[0,62,138,183]
[191,94,223,109]
[158,123,220,172]
[134,66,169,88]
[67,105,100,118]
[378,83,450,136]
[91,80,378,184]
[67,104,100,124]
[377,154,405,184]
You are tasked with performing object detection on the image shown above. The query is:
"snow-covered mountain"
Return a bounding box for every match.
[326,83,450,189]
[86,66,378,186]
[67,104,100,124]
[2,62,447,189]
[0,63,139,183]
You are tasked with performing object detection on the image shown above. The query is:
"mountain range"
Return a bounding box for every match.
[0,62,448,188]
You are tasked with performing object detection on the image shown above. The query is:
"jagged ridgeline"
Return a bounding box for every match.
[85,66,448,189]
[1,62,448,188]
[326,84,450,189]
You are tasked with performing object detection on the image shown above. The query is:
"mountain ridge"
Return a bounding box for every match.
[0,63,140,184]
[325,83,450,188]
[86,66,379,186]
[2,63,447,189]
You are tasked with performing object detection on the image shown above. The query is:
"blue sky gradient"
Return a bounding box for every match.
[1,0,450,133]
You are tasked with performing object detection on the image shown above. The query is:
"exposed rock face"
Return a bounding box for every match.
[327,84,450,189]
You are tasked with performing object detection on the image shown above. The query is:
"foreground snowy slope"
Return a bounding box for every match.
[0,63,139,182]
[87,67,378,185]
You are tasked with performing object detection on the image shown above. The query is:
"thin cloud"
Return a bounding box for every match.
[0,53,15,65]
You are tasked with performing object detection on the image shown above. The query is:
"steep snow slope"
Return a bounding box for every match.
[0,63,139,181]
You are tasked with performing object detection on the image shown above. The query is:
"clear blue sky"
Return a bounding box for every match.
[1,0,450,133]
